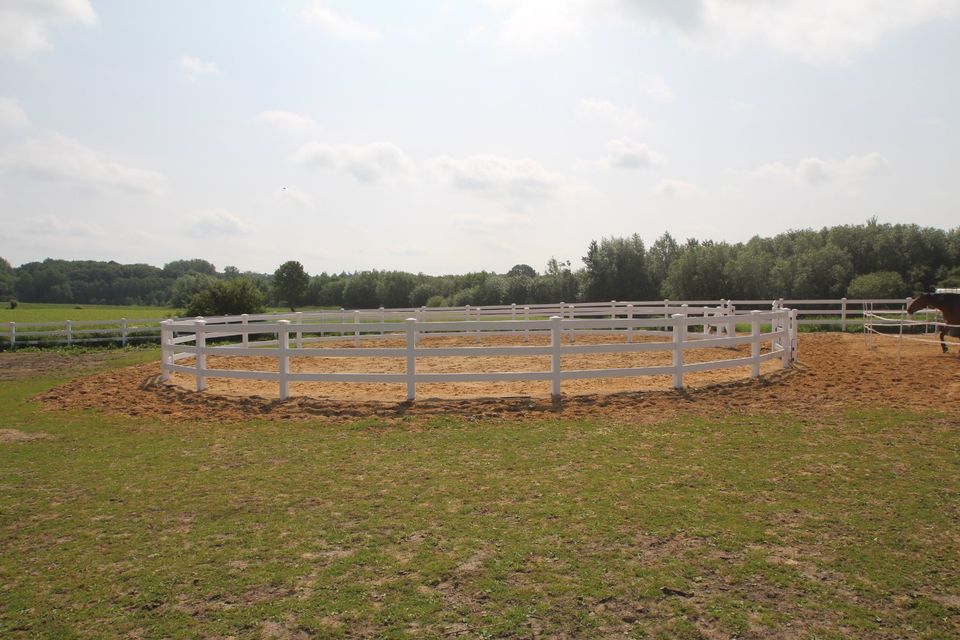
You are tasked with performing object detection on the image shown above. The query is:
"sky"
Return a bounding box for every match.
[0,0,959,276]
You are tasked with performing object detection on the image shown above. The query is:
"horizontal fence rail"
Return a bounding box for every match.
[0,297,911,350]
[0,317,171,349]
[159,307,799,401]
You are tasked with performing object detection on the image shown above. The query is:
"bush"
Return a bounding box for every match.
[846,271,908,299]
[425,295,447,308]
[185,278,265,317]
[8,299,16,309]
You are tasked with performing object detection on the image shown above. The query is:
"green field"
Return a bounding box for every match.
[0,304,359,325]
[0,303,177,324]
[1,351,958,639]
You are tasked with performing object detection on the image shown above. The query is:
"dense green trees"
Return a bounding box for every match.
[846,272,909,299]
[582,235,655,301]
[272,261,309,311]
[5,222,960,310]
[184,278,266,317]
[0,257,15,303]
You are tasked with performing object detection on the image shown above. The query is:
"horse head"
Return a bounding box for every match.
[907,293,932,315]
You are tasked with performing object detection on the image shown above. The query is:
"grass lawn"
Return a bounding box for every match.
[0,303,177,324]
[1,351,958,638]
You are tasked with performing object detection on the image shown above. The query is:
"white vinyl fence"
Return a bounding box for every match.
[0,317,169,349]
[0,297,908,350]
[159,305,799,400]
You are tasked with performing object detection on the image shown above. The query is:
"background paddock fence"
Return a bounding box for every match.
[0,317,170,350]
[159,306,798,401]
[0,297,909,350]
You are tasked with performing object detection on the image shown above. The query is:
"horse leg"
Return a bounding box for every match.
[941,329,949,353]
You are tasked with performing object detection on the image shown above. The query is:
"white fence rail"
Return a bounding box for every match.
[0,317,170,349]
[0,297,908,350]
[159,307,798,401]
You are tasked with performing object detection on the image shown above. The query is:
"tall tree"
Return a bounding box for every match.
[273,261,310,311]
[582,234,653,301]
[0,257,15,301]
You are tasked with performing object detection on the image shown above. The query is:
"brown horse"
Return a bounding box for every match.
[907,292,960,353]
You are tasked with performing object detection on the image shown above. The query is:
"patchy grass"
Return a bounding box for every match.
[0,355,958,638]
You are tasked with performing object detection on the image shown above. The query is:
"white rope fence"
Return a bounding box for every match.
[863,304,958,363]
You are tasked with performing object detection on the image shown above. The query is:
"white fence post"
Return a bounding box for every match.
[278,319,290,400]
[791,309,799,362]
[523,306,530,342]
[780,310,790,369]
[354,310,361,347]
[9,322,15,350]
[551,315,562,399]
[751,310,761,379]
[380,307,385,336]
[296,312,303,348]
[121,318,128,347]
[405,318,417,401]
[626,304,634,343]
[841,297,848,332]
[672,313,685,389]
[475,307,482,343]
[241,314,249,347]
[66,320,73,346]
[160,319,172,381]
[194,319,206,392]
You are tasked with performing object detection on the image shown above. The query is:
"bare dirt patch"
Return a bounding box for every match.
[0,351,114,380]
[35,333,960,423]
[0,428,56,443]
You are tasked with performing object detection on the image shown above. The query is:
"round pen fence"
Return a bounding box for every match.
[160,304,799,401]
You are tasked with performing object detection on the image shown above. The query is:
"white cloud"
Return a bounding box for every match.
[0,0,96,59]
[0,97,31,129]
[0,131,167,196]
[752,153,889,186]
[494,0,587,55]
[638,72,675,102]
[257,110,319,135]
[293,141,415,183]
[728,99,756,113]
[19,214,102,237]
[576,98,648,130]
[605,138,665,169]
[487,0,960,65]
[651,178,702,198]
[275,186,314,208]
[180,55,219,80]
[686,0,960,65]
[430,154,563,203]
[303,3,380,42]
[184,208,253,238]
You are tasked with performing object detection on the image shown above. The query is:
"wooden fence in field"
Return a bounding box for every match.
[0,297,911,350]
[159,304,799,400]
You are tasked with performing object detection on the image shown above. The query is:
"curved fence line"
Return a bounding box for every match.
[160,306,799,401]
[0,297,907,349]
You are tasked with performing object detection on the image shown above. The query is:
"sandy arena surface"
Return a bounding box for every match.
[34,332,960,424]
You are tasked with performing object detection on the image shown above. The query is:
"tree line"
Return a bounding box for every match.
[3,221,959,314]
